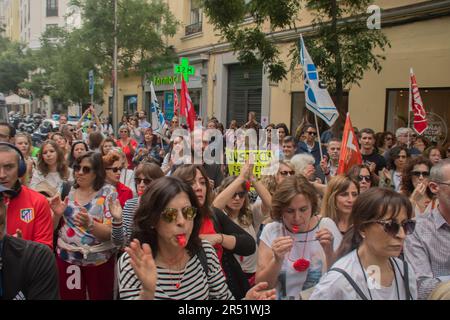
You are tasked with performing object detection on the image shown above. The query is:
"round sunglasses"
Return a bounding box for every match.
[161,206,197,223]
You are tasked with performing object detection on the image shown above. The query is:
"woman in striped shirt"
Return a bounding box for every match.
[117,176,275,300]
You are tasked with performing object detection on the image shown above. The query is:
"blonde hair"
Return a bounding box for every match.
[260,160,295,195]
[320,175,359,224]
[428,281,450,300]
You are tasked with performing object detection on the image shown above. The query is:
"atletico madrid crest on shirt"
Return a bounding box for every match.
[20,208,35,223]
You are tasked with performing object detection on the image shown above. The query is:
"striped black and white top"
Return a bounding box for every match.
[117,240,234,300]
[112,197,139,247]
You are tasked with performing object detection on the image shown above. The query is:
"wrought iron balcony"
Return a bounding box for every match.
[185,21,202,36]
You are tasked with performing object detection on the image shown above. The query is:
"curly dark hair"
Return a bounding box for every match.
[131,176,203,257]
[73,151,106,191]
[401,156,434,198]
[387,146,410,170]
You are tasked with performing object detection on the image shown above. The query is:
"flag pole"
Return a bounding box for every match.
[314,114,324,161]
[407,68,412,149]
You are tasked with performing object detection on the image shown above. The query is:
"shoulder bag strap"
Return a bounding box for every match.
[329,267,369,300]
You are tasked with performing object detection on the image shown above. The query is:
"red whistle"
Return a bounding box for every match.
[176,234,187,247]
[292,225,299,233]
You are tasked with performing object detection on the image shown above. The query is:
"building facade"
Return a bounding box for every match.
[104,0,450,144]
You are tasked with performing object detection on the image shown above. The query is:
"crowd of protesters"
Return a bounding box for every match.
[0,108,449,301]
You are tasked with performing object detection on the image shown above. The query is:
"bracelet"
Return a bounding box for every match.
[219,233,224,245]
[112,219,123,226]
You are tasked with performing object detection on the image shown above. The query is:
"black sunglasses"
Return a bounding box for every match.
[161,207,197,223]
[106,167,122,173]
[134,177,152,185]
[411,171,429,178]
[232,191,247,199]
[73,165,92,174]
[358,175,371,182]
[365,219,416,237]
[279,170,295,176]
[306,131,317,136]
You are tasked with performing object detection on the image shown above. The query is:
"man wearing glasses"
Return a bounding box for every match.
[296,124,326,165]
[405,158,450,300]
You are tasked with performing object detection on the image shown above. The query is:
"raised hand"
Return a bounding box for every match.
[316,228,334,255]
[49,194,68,217]
[108,197,122,221]
[125,239,157,300]
[271,236,294,262]
[245,282,276,300]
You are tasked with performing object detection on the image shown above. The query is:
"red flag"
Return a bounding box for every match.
[180,77,196,131]
[173,83,180,117]
[409,68,428,135]
[337,113,363,175]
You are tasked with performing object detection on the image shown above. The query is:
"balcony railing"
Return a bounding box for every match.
[185,21,202,36]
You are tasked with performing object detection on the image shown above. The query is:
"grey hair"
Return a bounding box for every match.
[290,153,316,173]
[395,127,409,138]
[430,158,450,182]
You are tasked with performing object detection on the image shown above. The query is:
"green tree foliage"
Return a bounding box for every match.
[0,36,33,93]
[202,0,390,130]
[24,0,178,106]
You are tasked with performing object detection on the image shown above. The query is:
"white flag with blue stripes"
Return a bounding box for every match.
[150,82,165,132]
[299,35,339,127]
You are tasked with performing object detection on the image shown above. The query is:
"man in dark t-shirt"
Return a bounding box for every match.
[359,128,386,176]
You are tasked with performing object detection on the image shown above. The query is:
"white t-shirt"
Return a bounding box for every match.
[310,250,418,300]
[260,217,342,300]
[29,169,74,193]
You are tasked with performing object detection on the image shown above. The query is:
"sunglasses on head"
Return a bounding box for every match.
[358,175,371,182]
[73,165,92,174]
[232,191,247,199]
[135,177,152,185]
[161,206,197,223]
[279,170,295,176]
[106,167,122,173]
[365,219,416,237]
[411,171,429,178]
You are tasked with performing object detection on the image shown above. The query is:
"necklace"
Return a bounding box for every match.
[356,250,400,300]
[283,216,314,272]
[160,251,188,290]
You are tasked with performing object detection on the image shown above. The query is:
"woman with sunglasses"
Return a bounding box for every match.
[348,164,378,193]
[30,140,73,193]
[376,131,395,155]
[116,125,138,170]
[117,176,275,300]
[172,165,256,299]
[213,163,272,287]
[320,175,360,236]
[401,157,435,215]
[68,141,89,168]
[49,151,119,300]
[133,127,163,166]
[380,146,410,191]
[103,150,133,208]
[310,188,417,300]
[111,162,164,247]
[256,175,342,300]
